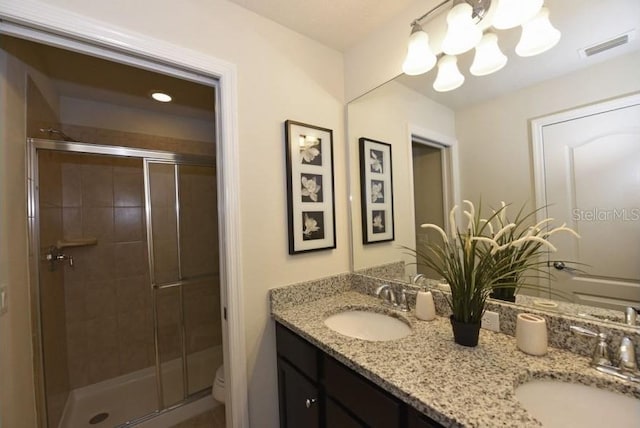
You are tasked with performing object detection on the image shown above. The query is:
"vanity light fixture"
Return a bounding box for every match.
[433,55,465,92]
[402,0,561,91]
[470,32,507,76]
[402,23,437,75]
[515,7,561,57]
[441,2,483,55]
[150,91,172,103]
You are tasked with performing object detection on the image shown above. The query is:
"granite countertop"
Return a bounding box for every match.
[271,291,640,428]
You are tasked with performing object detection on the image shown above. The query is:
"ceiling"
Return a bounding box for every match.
[231,0,640,109]
[1,36,215,120]
[4,1,638,113]
[228,0,417,51]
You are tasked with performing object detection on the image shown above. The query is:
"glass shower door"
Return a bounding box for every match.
[145,160,220,410]
[177,165,221,395]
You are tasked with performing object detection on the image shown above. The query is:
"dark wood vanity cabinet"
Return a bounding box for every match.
[276,322,445,428]
[277,358,320,428]
[276,322,321,428]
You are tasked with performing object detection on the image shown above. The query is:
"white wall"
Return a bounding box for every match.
[59,96,216,143]
[348,80,454,272]
[0,1,347,427]
[456,50,640,211]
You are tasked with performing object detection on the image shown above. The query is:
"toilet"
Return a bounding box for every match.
[212,365,225,403]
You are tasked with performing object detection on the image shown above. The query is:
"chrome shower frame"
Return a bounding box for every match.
[27,137,217,427]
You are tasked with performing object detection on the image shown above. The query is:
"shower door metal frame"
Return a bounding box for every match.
[26,138,216,426]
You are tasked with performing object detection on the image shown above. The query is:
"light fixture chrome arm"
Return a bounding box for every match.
[411,0,492,27]
[411,0,451,26]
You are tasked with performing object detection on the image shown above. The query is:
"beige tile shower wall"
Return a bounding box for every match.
[60,153,154,388]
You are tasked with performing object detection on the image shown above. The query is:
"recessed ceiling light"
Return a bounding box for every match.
[151,92,172,103]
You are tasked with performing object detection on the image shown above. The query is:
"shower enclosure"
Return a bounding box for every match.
[28,138,223,427]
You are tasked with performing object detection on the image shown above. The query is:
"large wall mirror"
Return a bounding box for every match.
[347,0,640,326]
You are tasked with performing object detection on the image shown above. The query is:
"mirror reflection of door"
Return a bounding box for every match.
[412,140,445,280]
[538,95,640,310]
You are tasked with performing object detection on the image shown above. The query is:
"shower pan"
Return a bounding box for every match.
[28,138,223,428]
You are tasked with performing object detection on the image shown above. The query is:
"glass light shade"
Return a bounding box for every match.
[516,8,561,57]
[492,0,543,30]
[433,55,465,92]
[470,32,507,76]
[441,3,482,56]
[402,25,437,75]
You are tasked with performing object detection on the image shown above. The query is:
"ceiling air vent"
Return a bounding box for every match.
[579,30,636,58]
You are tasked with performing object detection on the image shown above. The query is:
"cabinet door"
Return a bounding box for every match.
[277,358,320,428]
[407,406,445,428]
[324,356,401,428]
[326,398,366,428]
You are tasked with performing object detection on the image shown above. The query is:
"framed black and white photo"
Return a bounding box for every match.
[359,137,394,244]
[285,120,336,254]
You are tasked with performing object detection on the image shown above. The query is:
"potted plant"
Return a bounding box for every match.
[487,202,581,303]
[412,200,578,347]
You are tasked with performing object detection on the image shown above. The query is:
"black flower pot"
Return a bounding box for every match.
[450,316,481,347]
[489,291,516,303]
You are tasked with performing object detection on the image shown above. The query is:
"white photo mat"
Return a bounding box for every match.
[285,120,336,254]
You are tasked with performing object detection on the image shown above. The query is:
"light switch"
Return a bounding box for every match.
[0,285,7,316]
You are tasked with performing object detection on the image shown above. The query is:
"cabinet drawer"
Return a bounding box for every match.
[276,323,319,381]
[324,356,401,428]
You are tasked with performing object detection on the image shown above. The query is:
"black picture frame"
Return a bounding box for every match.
[285,120,336,254]
[359,137,395,244]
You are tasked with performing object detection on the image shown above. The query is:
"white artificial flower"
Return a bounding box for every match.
[449,204,459,238]
[299,136,320,163]
[499,201,507,225]
[301,176,321,202]
[371,182,383,202]
[479,218,494,235]
[421,223,450,244]
[303,214,320,237]
[370,151,382,173]
[372,213,384,230]
[463,200,476,232]
[544,224,581,239]
[493,223,516,242]
[470,236,499,250]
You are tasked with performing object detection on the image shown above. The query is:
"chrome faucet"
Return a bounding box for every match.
[570,325,639,383]
[410,273,425,284]
[375,284,410,312]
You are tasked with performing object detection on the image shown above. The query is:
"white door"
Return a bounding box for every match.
[538,96,640,310]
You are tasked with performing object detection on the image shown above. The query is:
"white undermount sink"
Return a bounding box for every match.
[515,379,640,427]
[324,310,412,341]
